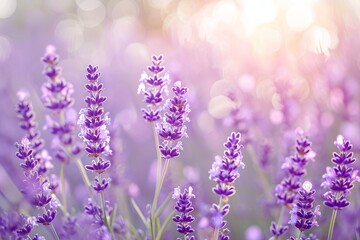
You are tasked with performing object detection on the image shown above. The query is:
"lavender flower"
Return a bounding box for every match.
[158,81,190,160]
[78,65,112,193]
[78,65,115,239]
[16,90,54,176]
[321,135,359,210]
[78,65,111,158]
[15,137,58,239]
[138,55,170,122]
[288,181,320,233]
[209,132,245,201]
[270,222,288,238]
[172,186,196,239]
[16,90,44,156]
[41,45,73,111]
[41,45,81,163]
[275,129,316,206]
[209,132,244,239]
[271,129,316,239]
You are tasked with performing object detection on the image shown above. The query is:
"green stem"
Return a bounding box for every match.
[327,209,338,240]
[75,158,97,203]
[297,230,303,240]
[60,162,66,212]
[98,172,115,240]
[151,124,163,215]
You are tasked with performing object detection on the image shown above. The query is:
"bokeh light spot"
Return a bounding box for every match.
[0,36,11,62]
[286,3,313,31]
[208,95,235,119]
[55,19,84,52]
[0,0,16,18]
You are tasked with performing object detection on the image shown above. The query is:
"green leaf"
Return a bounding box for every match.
[130,198,148,227]
[156,210,175,240]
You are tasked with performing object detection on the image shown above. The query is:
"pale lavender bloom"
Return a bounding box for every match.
[138,55,170,122]
[157,81,191,160]
[41,45,81,163]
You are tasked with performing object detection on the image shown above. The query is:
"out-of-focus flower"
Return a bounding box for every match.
[41,45,81,163]
[275,129,316,206]
[321,135,359,210]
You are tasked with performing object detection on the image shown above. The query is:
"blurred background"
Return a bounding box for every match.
[0,0,360,239]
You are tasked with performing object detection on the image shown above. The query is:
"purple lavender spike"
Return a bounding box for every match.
[321,135,359,210]
[157,81,190,160]
[138,55,170,123]
[172,186,196,238]
[288,181,320,234]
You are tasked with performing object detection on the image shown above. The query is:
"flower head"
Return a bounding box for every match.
[322,135,359,210]
[172,186,196,237]
[138,55,170,122]
[288,181,320,232]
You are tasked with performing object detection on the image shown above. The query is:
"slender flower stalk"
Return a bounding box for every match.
[271,129,315,239]
[172,186,196,240]
[321,135,359,240]
[288,181,320,239]
[78,64,114,239]
[209,132,245,239]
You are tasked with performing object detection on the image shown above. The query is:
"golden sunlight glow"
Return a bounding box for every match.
[242,0,277,33]
[305,26,333,56]
[286,3,313,31]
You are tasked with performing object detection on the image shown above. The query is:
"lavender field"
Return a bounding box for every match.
[0,0,360,239]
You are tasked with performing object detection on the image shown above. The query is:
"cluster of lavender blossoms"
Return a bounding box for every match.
[16,90,55,177]
[271,129,315,238]
[321,135,359,210]
[41,45,81,163]
[172,186,196,240]
[78,65,114,238]
[158,81,190,160]
[288,181,320,238]
[209,132,245,239]
[138,55,170,122]
[15,137,58,238]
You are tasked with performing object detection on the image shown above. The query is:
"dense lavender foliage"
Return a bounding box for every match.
[1,1,360,240]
